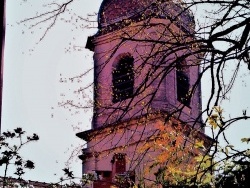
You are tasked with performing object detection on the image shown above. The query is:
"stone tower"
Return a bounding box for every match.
[77,0,209,187]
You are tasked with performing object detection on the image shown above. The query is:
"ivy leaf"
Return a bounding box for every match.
[0,136,5,142]
[3,131,15,138]
[25,160,35,169]
[63,168,74,178]
[2,150,13,157]
[27,133,39,141]
[14,167,25,177]
[0,156,9,166]
[15,159,23,166]
[14,127,25,135]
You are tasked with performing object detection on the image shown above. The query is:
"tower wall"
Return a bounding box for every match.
[92,18,202,130]
[76,1,209,187]
[80,114,209,188]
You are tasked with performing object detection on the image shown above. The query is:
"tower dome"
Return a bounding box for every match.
[98,0,195,34]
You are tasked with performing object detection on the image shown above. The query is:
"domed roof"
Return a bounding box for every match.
[99,0,152,26]
[98,0,195,34]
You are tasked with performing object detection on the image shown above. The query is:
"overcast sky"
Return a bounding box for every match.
[2,0,102,183]
[2,0,250,184]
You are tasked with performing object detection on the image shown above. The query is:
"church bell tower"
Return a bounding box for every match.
[77,0,209,187]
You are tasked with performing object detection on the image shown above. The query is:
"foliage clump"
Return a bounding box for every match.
[0,128,39,187]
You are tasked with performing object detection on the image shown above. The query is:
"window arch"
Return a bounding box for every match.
[176,61,190,106]
[112,55,134,103]
[111,153,126,174]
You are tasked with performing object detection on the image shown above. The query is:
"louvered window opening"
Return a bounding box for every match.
[177,63,190,107]
[112,56,134,103]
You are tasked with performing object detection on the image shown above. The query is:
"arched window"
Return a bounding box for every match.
[111,153,126,174]
[176,61,190,106]
[112,55,134,103]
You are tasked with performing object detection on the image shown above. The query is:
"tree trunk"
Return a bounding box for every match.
[0,0,5,133]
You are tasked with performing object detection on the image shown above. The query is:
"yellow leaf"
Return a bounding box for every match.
[245,149,250,156]
[195,155,203,162]
[241,138,250,143]
[213,106,223,113]
[194,140,204,149]
[203,173,212,184]
[225,147,229,155]
[210,114,218,119]
[208,117,217,129]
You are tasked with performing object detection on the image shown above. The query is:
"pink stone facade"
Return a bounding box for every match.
[92,18,202,130]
